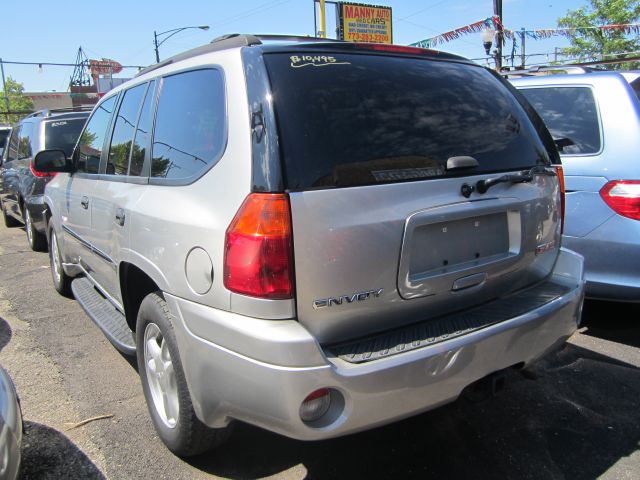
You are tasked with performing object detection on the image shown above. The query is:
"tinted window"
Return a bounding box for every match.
[630,78,640,102]
[151,69,225,180]
[107,84,147,175]
[77,96,117,174]
[0,130,9,149]
[264,53,550,189]
[130,80,156,176]
[518,87,601,155]
[44,118,87,156]
[18,123,33,159]
[5,128,19,162]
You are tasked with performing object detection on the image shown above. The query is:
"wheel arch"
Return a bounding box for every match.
[119,260,167,332]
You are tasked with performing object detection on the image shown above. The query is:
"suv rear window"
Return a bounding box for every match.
[518,86,601,155]
[45,118,88,157]
[0,130,9,149]
[263,52,550,190]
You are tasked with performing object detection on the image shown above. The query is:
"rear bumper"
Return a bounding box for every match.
[167,248,584,441]
[24,195,47,234]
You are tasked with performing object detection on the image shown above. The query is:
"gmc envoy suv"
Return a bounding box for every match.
[34,34,585,456]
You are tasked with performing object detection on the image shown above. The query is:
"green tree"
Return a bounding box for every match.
[558,0,640,69]
[0,76,34,123]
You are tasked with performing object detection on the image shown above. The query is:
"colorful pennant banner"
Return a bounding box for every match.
[410,19,640,48]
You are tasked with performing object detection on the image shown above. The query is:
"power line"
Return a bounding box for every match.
[0,60,145,69]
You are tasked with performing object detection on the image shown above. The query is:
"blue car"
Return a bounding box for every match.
[512,69,640,302]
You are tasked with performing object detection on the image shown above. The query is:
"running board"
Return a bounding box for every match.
[71,277,136,356]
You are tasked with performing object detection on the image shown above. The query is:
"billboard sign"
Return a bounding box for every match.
[338,2,392,44]
[89,59,123,76]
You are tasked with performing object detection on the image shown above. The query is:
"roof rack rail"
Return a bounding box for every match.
[136,33,343,78]
[23,106,94,119]
[501,65,595,78]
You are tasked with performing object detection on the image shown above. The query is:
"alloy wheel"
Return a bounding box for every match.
[144,323,179,429]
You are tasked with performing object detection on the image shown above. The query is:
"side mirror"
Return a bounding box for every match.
[33,149,75,173]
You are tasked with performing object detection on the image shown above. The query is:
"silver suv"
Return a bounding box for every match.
[35,34,585,456]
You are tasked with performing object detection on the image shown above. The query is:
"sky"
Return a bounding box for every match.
[1,0,591,92]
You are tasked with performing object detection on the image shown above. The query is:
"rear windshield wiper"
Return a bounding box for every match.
[476,166,556,194]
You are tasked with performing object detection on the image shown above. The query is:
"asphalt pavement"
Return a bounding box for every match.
[0,224,638,480]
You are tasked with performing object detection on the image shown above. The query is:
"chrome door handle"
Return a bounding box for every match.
[115,208,125,226]
[80,196,89,209]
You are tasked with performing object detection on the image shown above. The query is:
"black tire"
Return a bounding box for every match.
[1,198,20,228]
[136,292,231,456]
[48,218,72,297]
[25,208,47,252]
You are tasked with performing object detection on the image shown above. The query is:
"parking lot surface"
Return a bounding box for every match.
[0,224,638,479]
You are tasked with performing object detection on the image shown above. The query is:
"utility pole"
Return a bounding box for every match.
[319,0,326,37]
[0,58,10,123]
[493,0,503,71]
[520,28,526,69]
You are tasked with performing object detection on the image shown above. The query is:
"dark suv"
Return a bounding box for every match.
[0,109,89,250]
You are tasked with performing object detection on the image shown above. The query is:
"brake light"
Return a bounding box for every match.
[354,43,439,56]
[554,165,565,234]
[599,180,640,220]
[224,193,294,299]
[29,160,56,178]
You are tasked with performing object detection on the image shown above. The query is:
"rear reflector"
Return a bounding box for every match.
[299,388,331,423]
[554,165,565,233]
[224,193,294,299]
[29,160,56,178]
[600,180,640,220]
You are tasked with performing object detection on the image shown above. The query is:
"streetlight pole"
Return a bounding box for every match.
[153,25,210,63]
[493,0,503,71]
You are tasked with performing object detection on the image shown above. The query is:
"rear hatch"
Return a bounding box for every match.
[263,48,562,344]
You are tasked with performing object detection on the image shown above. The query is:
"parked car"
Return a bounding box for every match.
[35,34,584,456]
[512,69,640,302]
[0,109,90,251]
[0,126,10,159]
[0,366,22,480]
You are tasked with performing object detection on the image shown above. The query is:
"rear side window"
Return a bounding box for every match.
[107,83,147,175]
[263,53,550,190]
[18,123,33,159]
[630,78,640,102]
[77,96,117,174]
[0,130,9,149]
[518,87,601,155]
[44,118,87,157]
[130,80,156,176]
[151,69,226,181]
[5,128,20,162]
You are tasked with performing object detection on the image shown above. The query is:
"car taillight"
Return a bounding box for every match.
[554,164,565,234]
[224,193,294,299]
[29,160,56,178]
[599,180,640,220]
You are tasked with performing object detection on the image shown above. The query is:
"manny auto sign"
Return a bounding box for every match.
[338,2,393,44]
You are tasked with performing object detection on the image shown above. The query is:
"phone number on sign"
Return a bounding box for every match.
[345,32,390,43]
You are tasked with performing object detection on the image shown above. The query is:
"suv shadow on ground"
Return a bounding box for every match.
[20,421,105,479]
[188,342,639,480]
[581,300,640,349]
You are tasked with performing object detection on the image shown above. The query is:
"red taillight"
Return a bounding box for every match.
[600,180,640,220]
[223,193,294,299]
[29,160,56,178]
[354,43,439,56]
[554,165,565,234]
